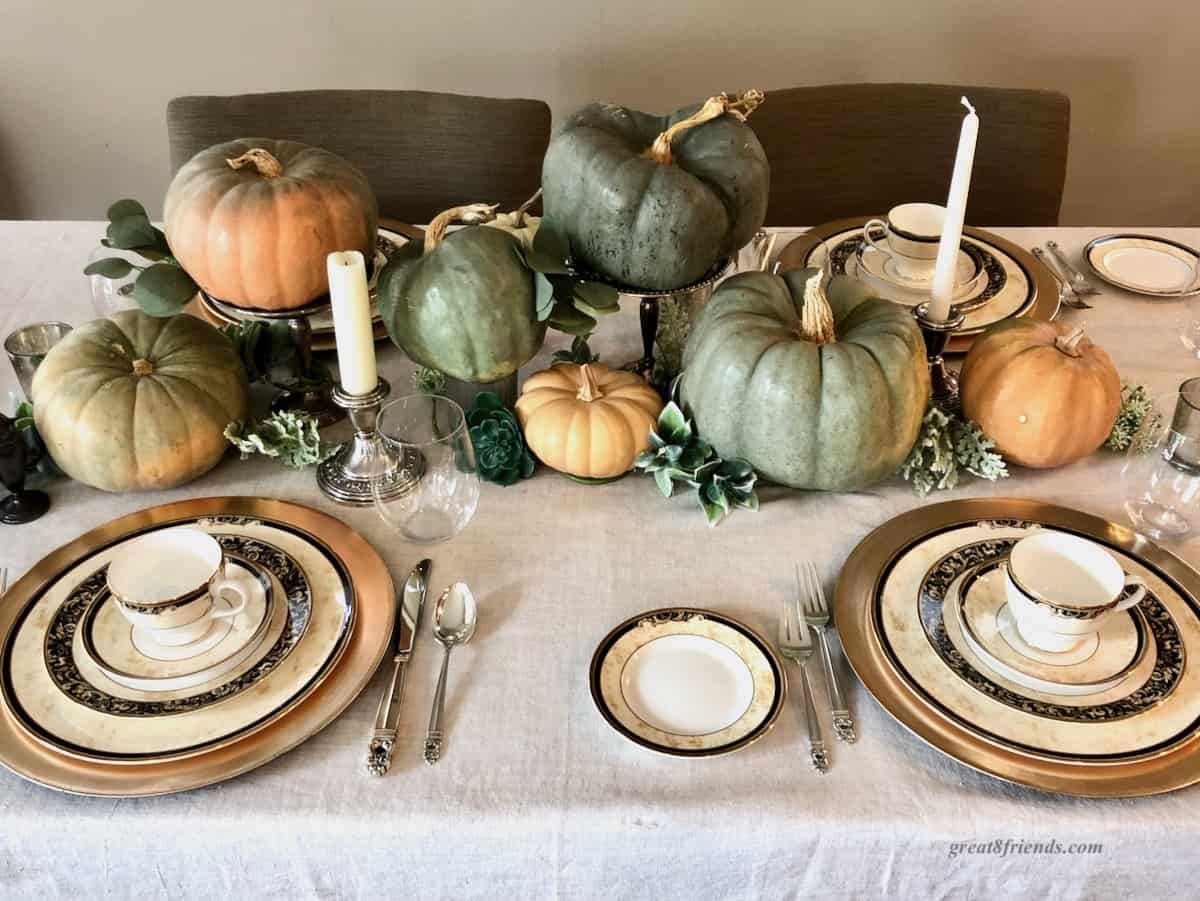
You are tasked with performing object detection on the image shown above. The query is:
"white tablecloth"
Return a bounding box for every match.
[2,223,1199,901]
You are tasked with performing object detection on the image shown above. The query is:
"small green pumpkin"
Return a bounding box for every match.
[378,203,546,383]
[681,269,930,490]
[31,311,249,492]
[541,92,769,291]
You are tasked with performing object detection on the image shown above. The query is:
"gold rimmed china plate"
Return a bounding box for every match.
[589,608,785,757]
[778,219,1060,353]
[0,497,393,796]
[835,498,1200,797]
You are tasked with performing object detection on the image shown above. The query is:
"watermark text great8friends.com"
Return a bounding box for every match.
[948,839,1103,859]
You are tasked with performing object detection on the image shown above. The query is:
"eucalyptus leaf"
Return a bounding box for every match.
[106,215,159,251]
[83,257,134,279]
[526,218,572,274]
[572,280,620,311]
[106,198,147,222]
[535,272,556,321]
[547,304,596,336]
[132,263,198,317]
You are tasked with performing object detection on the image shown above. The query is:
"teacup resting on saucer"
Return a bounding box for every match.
[863,202,946,279]
[105,527,250,648]
[1002,530,1146,654]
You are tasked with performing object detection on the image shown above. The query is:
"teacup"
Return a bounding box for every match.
[1002,531,1146,653]
[862,202,946,279]
[106,527,249,647]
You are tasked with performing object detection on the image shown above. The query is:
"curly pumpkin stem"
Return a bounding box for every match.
[798,269,836,345]
[1055,325,1087,357]
[644,90,765,166]
[131,358,154,376]
[511,188,542,227]
[225,149,284,179]
[576,364,604,402]
[424,203,500,254]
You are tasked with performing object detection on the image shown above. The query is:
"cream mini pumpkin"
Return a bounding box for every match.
[515,363,663,479]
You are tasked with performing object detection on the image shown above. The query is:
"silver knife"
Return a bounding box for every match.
[366,558,431,776]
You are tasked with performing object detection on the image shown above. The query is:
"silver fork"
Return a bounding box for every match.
[777,590,830,773]
[798,562,856,743]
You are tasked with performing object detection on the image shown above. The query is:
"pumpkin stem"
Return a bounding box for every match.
[131,358,154,376]
[424,203,500,254]
[511,188,542,227]
[797,269,837,345]
[1054,326,1088,357]
[576,364,604,402]
[225,149,284,179]
[644,90,765,166]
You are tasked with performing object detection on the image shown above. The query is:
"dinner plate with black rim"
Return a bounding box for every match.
[589,607,785,757]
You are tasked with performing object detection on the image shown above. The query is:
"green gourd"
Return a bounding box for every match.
[541,92,769,291]
[31,311,249,492]
[377,204,546,383]
[681,268,930,490]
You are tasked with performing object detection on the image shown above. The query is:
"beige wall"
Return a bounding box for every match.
[2,0,1197,224]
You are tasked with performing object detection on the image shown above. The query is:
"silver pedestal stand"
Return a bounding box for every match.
[316,378,424,506]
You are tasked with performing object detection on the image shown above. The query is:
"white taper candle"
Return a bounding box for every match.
[327,250,377,395]
[929,97,979,321]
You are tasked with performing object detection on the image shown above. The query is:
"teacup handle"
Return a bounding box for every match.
[1114,574,1147,612]
[209,567,248,619]
[862,219,892,258]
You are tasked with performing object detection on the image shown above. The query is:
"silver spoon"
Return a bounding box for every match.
[1032,247,1091,309]
[423,582,477,765]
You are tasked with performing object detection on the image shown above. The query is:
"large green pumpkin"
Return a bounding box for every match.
[681,269,930,490]
[378,204,545,383]
[31,311,248,492]
[541,92,769,291]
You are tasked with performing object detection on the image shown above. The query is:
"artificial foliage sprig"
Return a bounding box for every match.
[412,365,448,395]
[515,219,621,337]
[635,401,759,526]
[551,335,599,365]
[898,407,1008,497]
[224,411,335,469]
[1106,382,1160,452]
[466,392,535,486]
[83,199,199,318]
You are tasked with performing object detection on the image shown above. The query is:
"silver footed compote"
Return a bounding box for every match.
[423,582,477,765]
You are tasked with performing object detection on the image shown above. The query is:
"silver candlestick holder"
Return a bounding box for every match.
[316,378,423,506]
[914,302,966,410]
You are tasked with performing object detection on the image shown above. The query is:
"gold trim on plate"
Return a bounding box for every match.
[835,497,1200,797]
[776,219,1060,353]
[0,497,393,796]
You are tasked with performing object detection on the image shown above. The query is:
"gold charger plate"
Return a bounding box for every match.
[835,497,1200,797]
[0,497,393,796]
[777,219,1060,353]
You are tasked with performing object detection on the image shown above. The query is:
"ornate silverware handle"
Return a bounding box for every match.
[1045,240,1095,290]
[423,645,453,765]
[797,663,829,773]
[366,657,409,775]
[813,625,856,743]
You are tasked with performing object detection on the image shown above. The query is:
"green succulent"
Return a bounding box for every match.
[899,406,1008,497]
[635,401,759,526]
[466,392,535,486]
[83,198,199,318]
[1106,382,1160,452]
[224,411,335,469]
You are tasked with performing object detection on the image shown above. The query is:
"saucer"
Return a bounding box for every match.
[1085,234,1200,297]
[850,242,989,309]
[952,563,1146,696]
[81,556,274,693]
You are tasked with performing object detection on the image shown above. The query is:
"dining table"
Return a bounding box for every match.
[2,221,1199,900]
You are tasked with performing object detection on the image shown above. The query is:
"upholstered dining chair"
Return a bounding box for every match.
[750,83,1071,226]
[166,90,552,223]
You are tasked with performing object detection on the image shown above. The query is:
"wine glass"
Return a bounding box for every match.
[372,394,479,544]
[87,247,141,317]
[0,413,49,524]
[1121,392,1200,540]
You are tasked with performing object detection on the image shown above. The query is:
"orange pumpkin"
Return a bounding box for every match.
[164,139,378,311]
[960,320,1121,469]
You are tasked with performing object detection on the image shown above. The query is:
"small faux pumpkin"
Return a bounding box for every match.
[541,92,769,290]
[681,268,930,490]
[164,139,378,311]
[378,203,545,383]
[960,320,1121,468]
[515,363,663,479]
[32,311,249,492]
